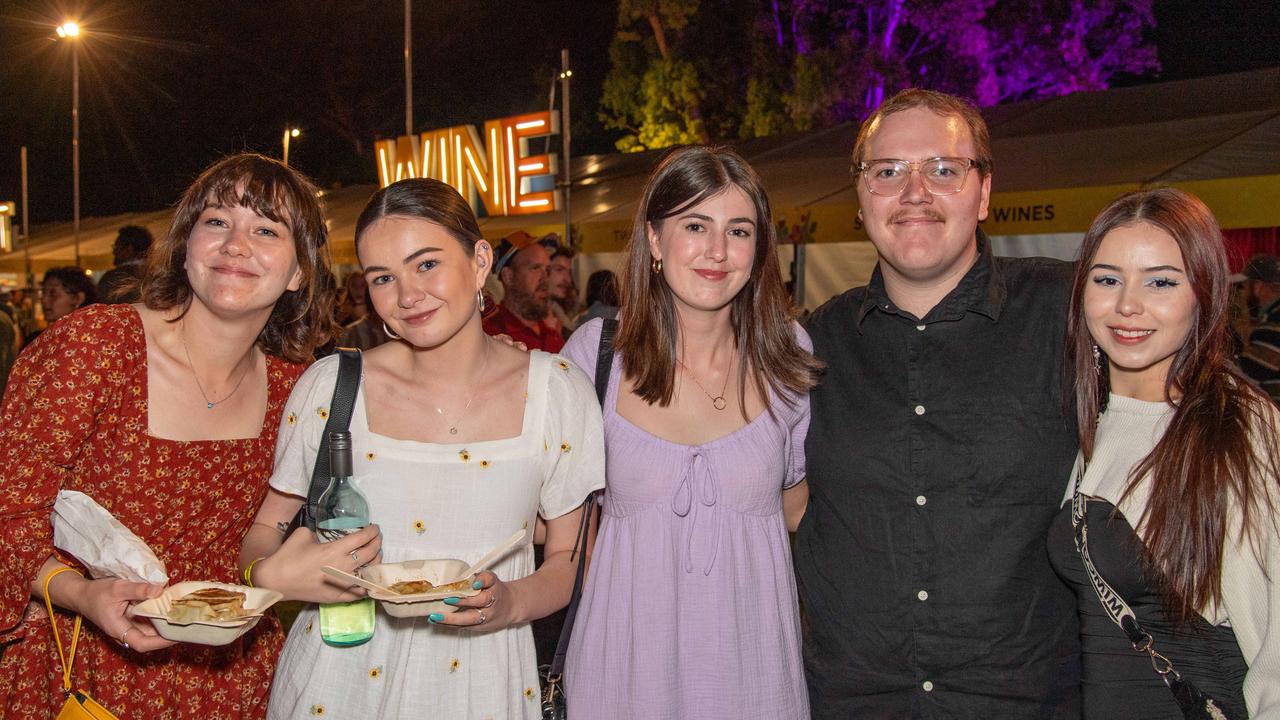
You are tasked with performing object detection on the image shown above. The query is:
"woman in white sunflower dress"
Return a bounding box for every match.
[240,178,604,720]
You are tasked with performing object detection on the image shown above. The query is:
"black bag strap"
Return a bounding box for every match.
[1070,461,1234,720]
[301,348,363,531]
[549,318,617,677]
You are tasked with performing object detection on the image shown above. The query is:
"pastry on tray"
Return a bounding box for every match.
[167,588,248,623]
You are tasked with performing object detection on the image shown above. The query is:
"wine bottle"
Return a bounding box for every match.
[315,431,375,647]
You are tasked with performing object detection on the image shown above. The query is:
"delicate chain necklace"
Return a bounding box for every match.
[181,321,254,410]
[434,347,491,434]
[677,357,732,411]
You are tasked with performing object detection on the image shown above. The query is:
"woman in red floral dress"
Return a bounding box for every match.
[0,153,337,719]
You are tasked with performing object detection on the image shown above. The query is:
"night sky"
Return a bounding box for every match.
[0,0,1276,228]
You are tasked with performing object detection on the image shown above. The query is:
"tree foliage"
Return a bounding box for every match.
[601,0,1160,149]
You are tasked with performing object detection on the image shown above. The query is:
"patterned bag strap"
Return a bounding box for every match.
[301,348,363,531]
[1070,463,1231,719]
[548,318,618,680]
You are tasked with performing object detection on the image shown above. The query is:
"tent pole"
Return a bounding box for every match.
[559,48,572,249]
[21,146,31,289]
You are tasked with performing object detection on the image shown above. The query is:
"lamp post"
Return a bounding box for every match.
[282,127,300,166]
[56,21,81,266]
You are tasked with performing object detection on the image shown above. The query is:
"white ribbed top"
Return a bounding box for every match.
[1063,393,1280,718]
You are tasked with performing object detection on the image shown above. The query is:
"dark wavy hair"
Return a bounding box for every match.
[1067,187,1280,622]
[43,266,97,309]
[616,145,821,416]
[141,153,337,363]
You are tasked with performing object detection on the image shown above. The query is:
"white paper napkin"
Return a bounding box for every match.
[52,490,169,584]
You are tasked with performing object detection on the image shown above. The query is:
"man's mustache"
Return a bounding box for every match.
[888,209,946,224]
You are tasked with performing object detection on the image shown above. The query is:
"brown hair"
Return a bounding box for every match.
[851,88,992,178]
[354,178,483,256]
[1067,187,1280,621]
[617,145,821,414]
[141,153,336,363]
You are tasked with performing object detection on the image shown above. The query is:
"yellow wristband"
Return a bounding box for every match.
[244,557,264,588]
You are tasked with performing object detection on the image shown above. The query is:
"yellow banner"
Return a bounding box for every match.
[565,174,1280,254]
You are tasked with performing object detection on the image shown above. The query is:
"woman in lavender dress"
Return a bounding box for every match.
[563,146,821,719]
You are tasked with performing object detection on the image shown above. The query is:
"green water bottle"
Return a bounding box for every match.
[315,431,375,647]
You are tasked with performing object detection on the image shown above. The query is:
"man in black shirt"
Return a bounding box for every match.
[795,89,1080,718]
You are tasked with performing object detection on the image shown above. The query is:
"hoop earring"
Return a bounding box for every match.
[476,289,486,314]
[1092,344,1102,375]
[383,321,402,340]
[651,257,663,274]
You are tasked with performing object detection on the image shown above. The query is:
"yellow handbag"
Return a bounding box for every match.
[42,567,122,720]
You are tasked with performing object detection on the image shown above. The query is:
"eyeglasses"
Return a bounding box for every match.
[855,157,982,196]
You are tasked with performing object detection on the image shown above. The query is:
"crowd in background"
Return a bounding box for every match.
[1,86,1278,720]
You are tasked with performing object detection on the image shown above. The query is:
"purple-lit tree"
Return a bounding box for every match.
[748,0,1158,132]
[603,0,1159,148]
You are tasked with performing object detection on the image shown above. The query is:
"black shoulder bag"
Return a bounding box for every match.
[290,348,363,532]
[1070,464,1234,720]
[542,318,617,720]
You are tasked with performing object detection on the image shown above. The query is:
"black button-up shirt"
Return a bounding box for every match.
[796,234,1081,719]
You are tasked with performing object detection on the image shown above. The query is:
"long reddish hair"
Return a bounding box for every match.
[1066,187,1279,621]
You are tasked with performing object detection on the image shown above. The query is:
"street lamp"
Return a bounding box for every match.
[56,21,82,266]
[282,127,301,166]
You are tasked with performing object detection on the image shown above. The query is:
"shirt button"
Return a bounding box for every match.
[914,405,925,415]
[916,324,926,331]
[917,590,929,601]
[922,680,935,692]
[916,495,927,506]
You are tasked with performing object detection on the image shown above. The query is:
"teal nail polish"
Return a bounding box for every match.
[472,580,483,590]
[442,597,461,606]
[428,613,444,623]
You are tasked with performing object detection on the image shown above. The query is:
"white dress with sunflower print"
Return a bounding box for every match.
[264,350,605,720]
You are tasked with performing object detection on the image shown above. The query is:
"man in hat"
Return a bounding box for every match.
[1237,254,1280,401]
[482,230,565,352]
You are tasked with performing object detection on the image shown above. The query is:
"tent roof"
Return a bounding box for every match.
[4,67,1278,273]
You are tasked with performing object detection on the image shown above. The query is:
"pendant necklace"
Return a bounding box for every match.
[181,321,253,410]
[435,395,476,435]
[434,347,490,434]
[678,357,732,411]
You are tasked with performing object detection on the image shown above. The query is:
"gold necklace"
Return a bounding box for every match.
[180,321,253,410]
[677,357,732,411]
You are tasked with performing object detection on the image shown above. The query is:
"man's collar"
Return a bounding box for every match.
[856,228,1007,328]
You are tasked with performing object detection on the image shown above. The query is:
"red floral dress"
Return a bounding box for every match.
[0,304,306,719]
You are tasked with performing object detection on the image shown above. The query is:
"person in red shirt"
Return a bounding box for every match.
[483,230,565,352]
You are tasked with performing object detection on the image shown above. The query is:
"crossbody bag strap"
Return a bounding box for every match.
[43,566,84,694]
[549,318,618,678]
[1070,461,1202,703]
[301,348,363,530]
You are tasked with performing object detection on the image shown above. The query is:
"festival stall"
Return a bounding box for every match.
[3,68,1277,310]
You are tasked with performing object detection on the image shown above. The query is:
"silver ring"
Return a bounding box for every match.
[481,594,497,609]
[475,608,487,625]
[350,550,359,563]
[119,627,134,648]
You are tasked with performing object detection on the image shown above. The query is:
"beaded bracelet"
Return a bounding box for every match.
[243,557,265,588]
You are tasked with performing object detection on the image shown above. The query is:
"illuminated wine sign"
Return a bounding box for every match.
[374,110,561,217]
[0,202,13,252]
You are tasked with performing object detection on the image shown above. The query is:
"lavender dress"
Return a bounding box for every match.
[563,319,811,720]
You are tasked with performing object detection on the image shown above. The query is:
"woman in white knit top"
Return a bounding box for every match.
[1049,187,1280,719]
